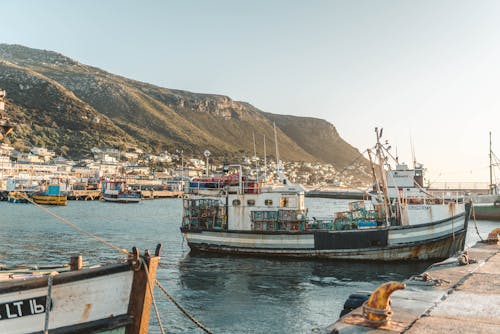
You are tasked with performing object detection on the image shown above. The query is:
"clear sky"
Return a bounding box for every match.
[2,0,500,184]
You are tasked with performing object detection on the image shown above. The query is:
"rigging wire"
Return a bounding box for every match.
[21,193,127,254]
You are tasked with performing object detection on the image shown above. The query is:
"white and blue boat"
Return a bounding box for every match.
[181,130,470,261]
[102,179,141,203]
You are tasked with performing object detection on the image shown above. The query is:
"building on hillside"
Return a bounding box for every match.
[31,147,55,162]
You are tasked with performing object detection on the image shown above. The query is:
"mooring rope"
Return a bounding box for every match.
[21,193,128,254]
[21,192,212,333]
[155,279,213,334]
[470,204,485,242]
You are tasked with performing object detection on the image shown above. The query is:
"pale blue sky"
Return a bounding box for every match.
[2,0,500,183]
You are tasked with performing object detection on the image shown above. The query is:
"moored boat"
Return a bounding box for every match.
[32,185,67,206]
[7,191,29,204]
[180,129,470,261]
[471,132,500,221]
[102,179,141,203]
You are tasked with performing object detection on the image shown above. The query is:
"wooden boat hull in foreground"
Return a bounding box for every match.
[0,246,160,334]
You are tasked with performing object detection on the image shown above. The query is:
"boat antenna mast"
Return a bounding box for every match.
[375,127,392,226]
[263,134,267,181]
[273,122,287,184]
[489,131,500,195]
[410,133,416,169]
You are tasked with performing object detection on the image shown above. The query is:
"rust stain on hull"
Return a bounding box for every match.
[80,303,92,322]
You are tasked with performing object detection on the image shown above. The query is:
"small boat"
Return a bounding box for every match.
[180,128,470,261]
[471,132,500,221]
[0,246,161,333]
[102,179,141,203]
[7,191,29,204]
[32,185,67,206]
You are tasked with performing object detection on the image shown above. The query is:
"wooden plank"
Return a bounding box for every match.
[125,255,160,334]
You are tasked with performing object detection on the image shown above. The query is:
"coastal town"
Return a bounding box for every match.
[0,140,373,201]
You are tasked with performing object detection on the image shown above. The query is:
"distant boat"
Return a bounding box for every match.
[472,132,500,221]
[32,184,67,206]
[180,129,470,261]
[7,191,29,204]
[102,179,141,203]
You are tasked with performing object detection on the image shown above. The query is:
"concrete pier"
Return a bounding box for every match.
[326,235,500,333]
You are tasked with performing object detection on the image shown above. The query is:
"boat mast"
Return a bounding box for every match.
[490,131,494,195]
[273,122,280,167]
[367,149,382,196]
[273,122,287,183]
[375,127,392,226]
[263,135,267,181]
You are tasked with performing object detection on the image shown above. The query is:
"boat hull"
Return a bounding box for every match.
[32,195,67,206]
[473,205,500,221]
[181,210,469,261]
[102,194,141,203]
[0,264,133,333]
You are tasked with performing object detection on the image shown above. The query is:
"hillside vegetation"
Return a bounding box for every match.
[0,44,371,181]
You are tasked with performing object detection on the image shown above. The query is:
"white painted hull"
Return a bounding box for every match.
[102,194,141,203]
[182,204,470,261]
[0,264,133,333]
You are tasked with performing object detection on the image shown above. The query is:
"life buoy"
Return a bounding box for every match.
[292,224,299,231]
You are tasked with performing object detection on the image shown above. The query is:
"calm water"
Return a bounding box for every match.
[0,198,496,333]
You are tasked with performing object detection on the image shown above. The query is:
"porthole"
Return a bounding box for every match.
[247,199,256,206]
[264,199,273,206]
[232,199,241,206]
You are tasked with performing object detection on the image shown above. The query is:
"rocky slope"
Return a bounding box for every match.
[0,44,371,179]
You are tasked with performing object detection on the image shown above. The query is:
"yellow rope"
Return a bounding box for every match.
[21,193,127,254]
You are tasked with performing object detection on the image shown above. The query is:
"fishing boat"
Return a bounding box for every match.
[0,246,161,334]
[471,132,500,221]
[32,184,67,206]
[7,191,29,204]
[180,128,470,261]
[102,179,141,203]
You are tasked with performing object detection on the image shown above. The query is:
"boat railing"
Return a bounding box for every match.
[187,177,261,195]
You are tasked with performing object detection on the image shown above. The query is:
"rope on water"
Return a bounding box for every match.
[143,260,166,334]
[155,279,213,334]
[21,193,127,255]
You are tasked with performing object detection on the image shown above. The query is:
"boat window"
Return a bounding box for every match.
[264,199,273,206]
[232,199,241,206]
[247,199,255,206]
[280,196,297,208]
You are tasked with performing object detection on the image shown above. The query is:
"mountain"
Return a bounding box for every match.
[0,44,371,179]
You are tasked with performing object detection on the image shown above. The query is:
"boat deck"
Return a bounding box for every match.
[325,238,500,333]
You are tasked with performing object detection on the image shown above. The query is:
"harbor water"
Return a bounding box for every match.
[0,198,496,333]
